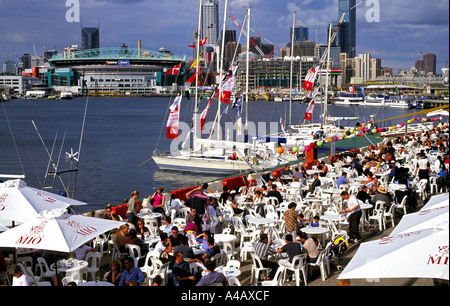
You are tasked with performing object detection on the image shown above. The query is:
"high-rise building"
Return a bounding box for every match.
[415,54,437,75]
[336,0,356,58]
[202,0,219,46]
[291,22,309,42]
[81,26,100,50]
[3,60,17,74]
[423,54,437,75]
[19,54,32,69]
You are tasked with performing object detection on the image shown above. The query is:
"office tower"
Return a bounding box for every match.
[81,26,100,50]
[291,22,309,42]
[19,54,32,69]
[423,54,437,75]
[3,60,17,74]
[202,0,219,46]
[336,0,356,58]
[224,30,236,45]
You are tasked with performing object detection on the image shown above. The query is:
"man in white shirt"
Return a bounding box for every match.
[10,264,30,286]
[340,191,362,243]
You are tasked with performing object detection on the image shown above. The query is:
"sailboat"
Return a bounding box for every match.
[272,13,352,160]
[152,2,287,174]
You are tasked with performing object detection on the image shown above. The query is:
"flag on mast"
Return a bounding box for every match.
[302,65,319,91]
[200,97,213,131]
[217,66,237,104]
[164,63,181,76]
[188,37,208,48]
[166,95,182,139]
[304,88,319,121]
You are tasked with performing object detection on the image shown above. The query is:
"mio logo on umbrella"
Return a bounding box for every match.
[378,231,422,245]
[64,218,99,237]
[428,245,449,266]
[16,221,48,246]
[0,193,7,211]
[35,191,57,204]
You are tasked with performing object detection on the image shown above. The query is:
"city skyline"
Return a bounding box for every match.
[0,0,448,73]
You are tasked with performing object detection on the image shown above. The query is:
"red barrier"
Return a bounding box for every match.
[223,175,248,192]
[112,200,142,219]
[172,186,197,202]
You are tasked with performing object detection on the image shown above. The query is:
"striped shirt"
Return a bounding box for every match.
[253,241,276,261]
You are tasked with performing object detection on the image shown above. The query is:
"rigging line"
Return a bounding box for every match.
[31,120,68,192]
[1,101,25,176]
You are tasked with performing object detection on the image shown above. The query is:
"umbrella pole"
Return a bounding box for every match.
[54,252,60,286]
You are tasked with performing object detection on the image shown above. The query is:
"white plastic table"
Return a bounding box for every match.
[300,226,330,247]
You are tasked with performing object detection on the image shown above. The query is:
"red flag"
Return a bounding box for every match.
[166,95,182,139]
[349,86,355,94]
[305,99,315,121]
[184,73,196,88]
[302,66,319,91]
[200,97,213,130]
[188,37,208,48]
[217,66,236,104]
[164,63,181,76]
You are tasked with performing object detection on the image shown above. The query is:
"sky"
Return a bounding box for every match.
[0,0,448,73]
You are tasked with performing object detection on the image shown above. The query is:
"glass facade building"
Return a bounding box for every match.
[336,0,356,58]
[81,27,100,50]
[202,0,219,46]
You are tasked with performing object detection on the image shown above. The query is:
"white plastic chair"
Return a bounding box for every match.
[228,276,241,286]
[283,254,307,286]
[35,257,56,284]
[368,201,386,231]
[226,260,241,270]
[111,240,128,260]
[144,217,160,236]
[250,253,271,286]
[262,266,285,286]
[126,244,145,268]
[93,233,110,255]
[384,204,395,228]
[85,251,102,281]
[17,263,51,286]
[306,249,329,281]
[394,195,408,216]
[415,179,428,201]
[429,176,439,194]
[62,276,75,286]
[150,261,170,286]
[173,218,186,229]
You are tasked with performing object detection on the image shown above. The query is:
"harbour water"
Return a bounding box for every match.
[0,97,422,213]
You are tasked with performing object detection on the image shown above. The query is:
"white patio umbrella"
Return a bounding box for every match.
[0,208,124,253]
[0,224,8,232]
[0,179,87,223]
[390,205,449,236]
[420,193,449,211]
[338,225,449,281]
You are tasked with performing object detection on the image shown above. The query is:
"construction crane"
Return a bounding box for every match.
[229,14,278,59]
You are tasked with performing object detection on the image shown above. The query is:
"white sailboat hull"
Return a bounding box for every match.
[152,154,252,174]
[152,154,282,174]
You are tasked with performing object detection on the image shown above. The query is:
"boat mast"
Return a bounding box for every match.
[245,7,250,127]
[323,22,332,127]
[289,11,296,134]
[193,0,202,152]
[216,0,228,141]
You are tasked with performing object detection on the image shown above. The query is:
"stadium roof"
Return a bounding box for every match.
[48,47,185,67]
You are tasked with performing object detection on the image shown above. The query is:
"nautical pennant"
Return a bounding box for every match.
[166,95,182,139]
[164,63,181,76]
[302,65,319,91]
